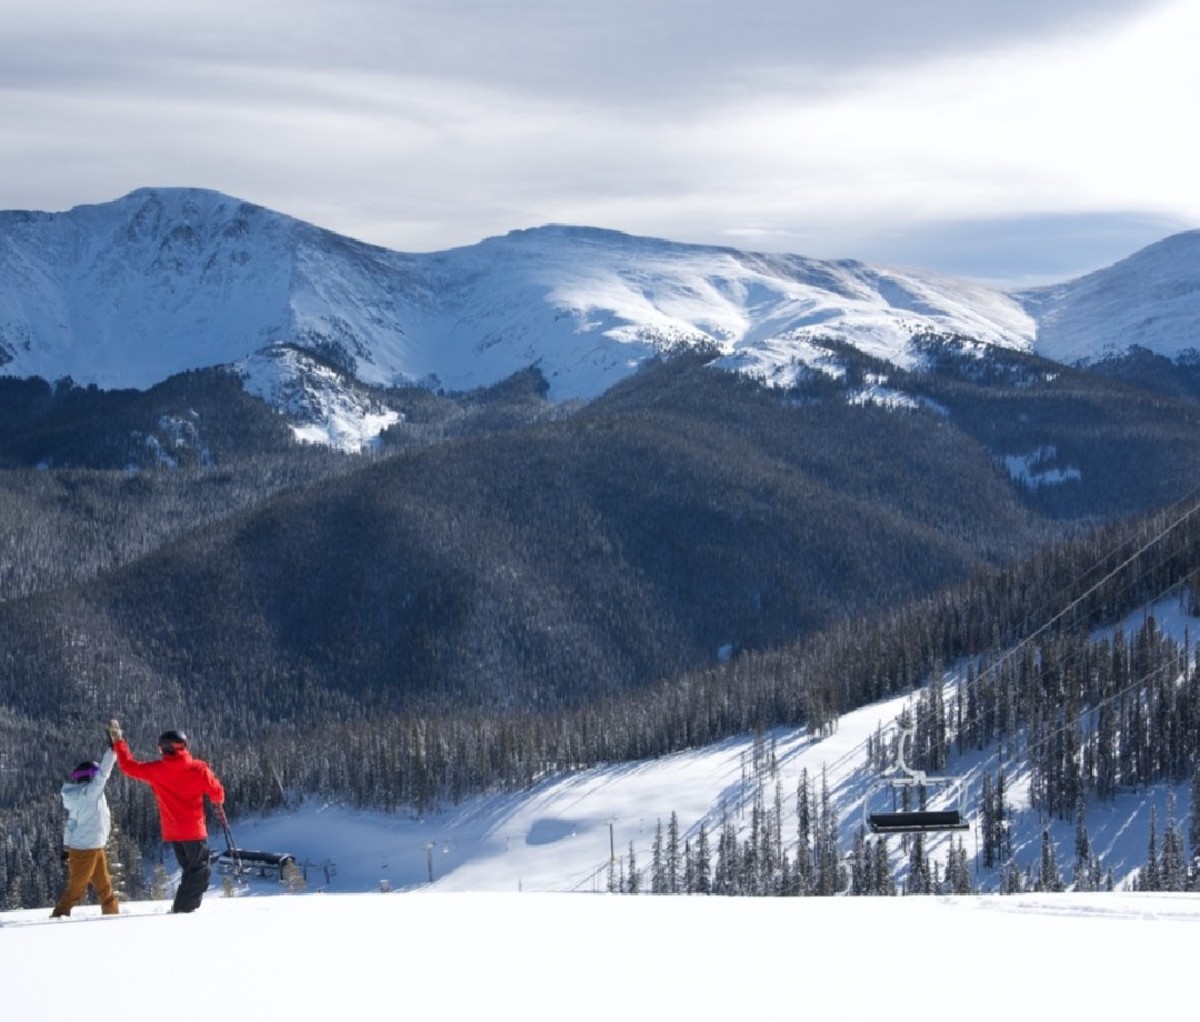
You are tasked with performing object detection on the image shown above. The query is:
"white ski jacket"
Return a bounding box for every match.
[60,747,116,850]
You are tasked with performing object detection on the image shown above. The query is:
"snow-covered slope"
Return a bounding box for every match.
[0,189,1038,406]
[430,225,1038,395]
[0,188,423,391]
[114,593,1194,900]
[1016,230,1200,365]
[3,890,1194,1022]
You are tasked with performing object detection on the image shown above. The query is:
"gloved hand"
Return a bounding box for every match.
[107,718,123,745]
[61,848,70,864]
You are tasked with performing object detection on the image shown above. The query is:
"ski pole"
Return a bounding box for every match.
[214,803,244,877]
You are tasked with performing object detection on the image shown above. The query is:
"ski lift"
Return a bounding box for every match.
[863,722,969,835]
[211,805,298,881]
[213,846,298,880]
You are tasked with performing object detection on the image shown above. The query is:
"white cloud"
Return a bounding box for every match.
[0,0,1195,280]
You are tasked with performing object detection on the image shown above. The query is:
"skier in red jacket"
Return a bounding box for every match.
[109,718,226,913]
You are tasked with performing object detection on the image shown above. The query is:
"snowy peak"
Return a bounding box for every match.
[0,188,427,393]
[1,189,1198,445]
[1016,229,1200,365]
[441,222,1037,392]
[0,188,299,388]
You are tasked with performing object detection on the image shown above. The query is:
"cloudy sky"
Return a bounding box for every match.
[1,0,1196,283]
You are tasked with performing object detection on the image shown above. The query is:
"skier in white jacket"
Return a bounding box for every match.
[51,746,120,918]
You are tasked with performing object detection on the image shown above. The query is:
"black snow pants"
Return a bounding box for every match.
[170,839,211,913]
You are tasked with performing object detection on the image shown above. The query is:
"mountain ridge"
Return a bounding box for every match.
[1,187,1197,455]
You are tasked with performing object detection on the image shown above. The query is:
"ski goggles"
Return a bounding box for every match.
[70,764,100,782]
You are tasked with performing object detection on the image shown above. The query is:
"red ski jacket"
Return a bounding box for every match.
[114,740,225,842]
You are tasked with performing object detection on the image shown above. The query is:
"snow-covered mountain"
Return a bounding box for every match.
[1,187,1197,449]
[1016,230,1200,365]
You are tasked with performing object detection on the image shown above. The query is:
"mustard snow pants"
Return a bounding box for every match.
[52,847,119,917]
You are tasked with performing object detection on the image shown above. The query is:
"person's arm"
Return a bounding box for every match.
[108,717,157,781]
[92,747,117,790]
[204,763,226,805]
[112,738,154,782]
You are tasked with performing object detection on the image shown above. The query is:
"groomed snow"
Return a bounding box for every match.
[2,889,1196,1021]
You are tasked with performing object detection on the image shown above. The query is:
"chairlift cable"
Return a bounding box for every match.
[847,495,1200,832]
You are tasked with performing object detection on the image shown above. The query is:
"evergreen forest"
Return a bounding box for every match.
[6,344,1200,907]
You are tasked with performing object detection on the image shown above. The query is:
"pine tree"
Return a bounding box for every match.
[1000,857,1023,895]
[1160,792,1186,892]
[1189,767,1200,860]
[872,839,894,896]
[1072,797,1093,892]
[1141,806,1161,892]
[981,773,997,869]
[666,812,681,894]
[650,818,665,894]
[945,838,972,894]
[1037,827,1063,892]
[849,831,868,897]
[695,823,711,895]
[906,834,931,895]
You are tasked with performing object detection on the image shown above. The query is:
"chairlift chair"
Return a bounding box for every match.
[863,722,969,835]
[210,804,298,881]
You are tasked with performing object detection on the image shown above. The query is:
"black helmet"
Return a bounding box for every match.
[158,729,189,755]
[70,761,100,782]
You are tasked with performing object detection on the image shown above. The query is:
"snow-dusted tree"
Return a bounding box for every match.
[980,773,997,869]
[666,812,681,894]
[626,841,640,894]
[768,781,784,889]
[1139,806,1161,892]
[906,834,931,895]
[1000,857,1023,895]
[1037,827,1063,892]
[650,818,665,894]
[873,839,895,896]
[1072,797,1094,892]
[694,823,711,895]
[848,830,868,896]
[1190,767,1200,860]
[945,838,973,894]
[795,769,811,848]
[713,820,736,895]
[814,768,841,896]
[1160,792,1186,892]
